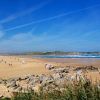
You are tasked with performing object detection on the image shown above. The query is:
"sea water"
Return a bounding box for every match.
[32,54,100,58]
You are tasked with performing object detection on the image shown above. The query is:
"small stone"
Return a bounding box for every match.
[53,68,69,73]
[6,80,17,88]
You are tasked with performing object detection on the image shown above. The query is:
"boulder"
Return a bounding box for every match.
[74,66,98,71]
[28,77,40,85]
[85,66,98,71]
[41,76,54,86]
[53,68,69,73]
[39,74,48,83]
[15,86,22,92]
[6,80,17,88]
[45,64,54,70]
[31,84,41,92]
[7,78,16,83]
[52,73,63,80]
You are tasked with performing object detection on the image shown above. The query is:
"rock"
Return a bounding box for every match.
[70,75,76,81]
[28,80,35,85]
[31,84,41,92]
[7,78,16,83]
[39,74,48,83]
[28,76,40,85]
[28,75,35,80]
[41,76,54,86]
[76,70,82,75]
[25,75,35,83]
[74,67,85,71]
[45,64,54,70]
[0,94,3,98]
[20,76,29,80]
[52,73,63,80]
[98,68,100,74]
[46,78,54,84]
[10,85,18,91]
[53,68,69,73]
[15,86,22,92]
[14,77,21,81]
[54,78,67,87]
[6,80,17,88]
[85,66,98,71]
[74,66,98,71]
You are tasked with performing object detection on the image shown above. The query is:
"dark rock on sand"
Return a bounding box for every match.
[85,66,98,71]
[45,64,55,70]
[6,80,17,88]
[74,66,98,71]
[53,68,69,73]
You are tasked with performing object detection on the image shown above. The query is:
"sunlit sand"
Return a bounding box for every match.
[0,55,100,98]
[0,56,100,80]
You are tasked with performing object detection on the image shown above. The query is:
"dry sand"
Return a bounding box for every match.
[0,56,100,97]
[0,56,51,79]
[0,56,100,80]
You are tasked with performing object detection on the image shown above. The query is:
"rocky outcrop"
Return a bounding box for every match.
[53,67,69,73]
[45,64,54,70]
[0,65,99,98]
[74,66,98,71]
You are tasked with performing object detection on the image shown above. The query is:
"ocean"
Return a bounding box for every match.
[32,55,100,58]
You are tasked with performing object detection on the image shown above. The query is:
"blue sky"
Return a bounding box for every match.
[0,0,100,53]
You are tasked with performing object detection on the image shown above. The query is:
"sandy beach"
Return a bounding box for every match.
[0,55,100,98]
[0,56,100,79]
[0,56,51,79]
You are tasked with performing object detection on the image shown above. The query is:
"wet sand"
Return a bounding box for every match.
[39,58,100,67]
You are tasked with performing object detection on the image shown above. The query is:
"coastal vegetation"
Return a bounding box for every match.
[1,79,100,100]
[0,56,100,100]
[0,65,100,100]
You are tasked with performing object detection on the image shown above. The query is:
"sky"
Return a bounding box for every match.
[0,0,100,53]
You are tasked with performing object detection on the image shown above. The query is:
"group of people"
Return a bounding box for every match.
[0,59,13,66]
[0,56,27,67]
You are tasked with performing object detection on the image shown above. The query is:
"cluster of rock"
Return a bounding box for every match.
[74,65,99,72]
[0,64,99,98]
[0,69,69,92]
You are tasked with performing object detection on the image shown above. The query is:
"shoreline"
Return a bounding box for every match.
[0,55,100,98]
[0,55,100,79]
